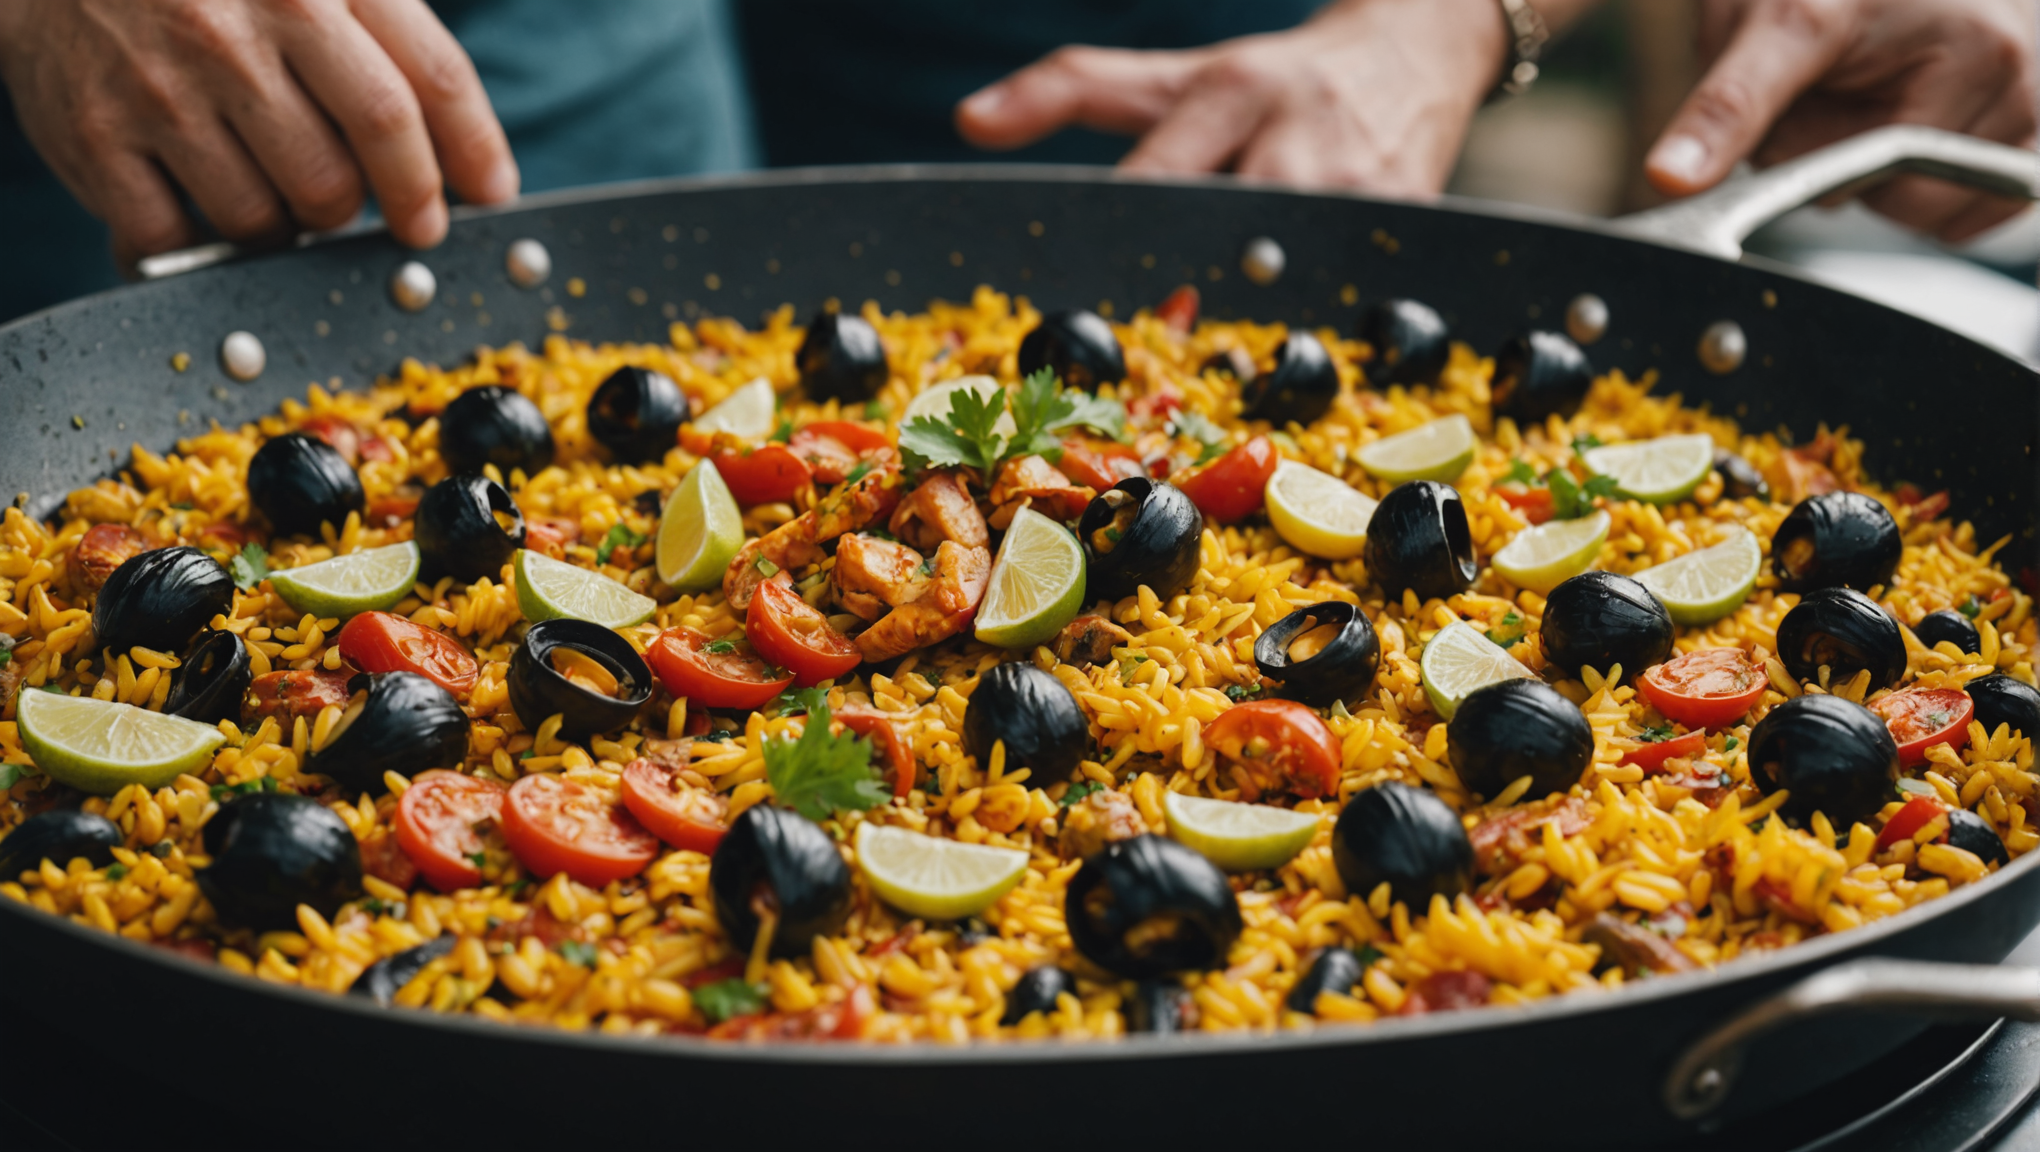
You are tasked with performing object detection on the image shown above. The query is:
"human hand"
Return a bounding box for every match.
[0,0,518,267]
[1645,0,2038,242]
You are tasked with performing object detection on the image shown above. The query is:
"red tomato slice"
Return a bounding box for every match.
[1059,438,1145,492]
[646,627,795,710]
[711,443,813,505]
[1874,794,1949,850]
[1869,688,1974,766]
[243,668,355,726]
[837,706,917,798]
[337,611,479,699]
[502,773,660,887]
[1495,483,1554,525]
[1618,729,1707,773]
[1636,648,1767,729]
[1155,286,1200,333]
[1203,699,1342,800]
[394,770,507,892]
[788,422,891,484]
[746,572,862,686]
[1175,435,1278,524]
[619,759,730,854]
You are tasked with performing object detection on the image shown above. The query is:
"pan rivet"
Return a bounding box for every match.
[390,261,437,312]
[1566,294,1609,344]
[1240,237,1285,286]
[220,331,265,381]
[1698,320,1746,374]
[506,239,552,289]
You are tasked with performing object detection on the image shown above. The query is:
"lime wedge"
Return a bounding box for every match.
[693,377,775,440]
[1421,621,1535,720]
[1356,414,1476,483]
[976,506,1086,649]
[656,460,744,592]
[1163,789,1319,872]
[1632,526,1763,625]
[18,690,226,795]
[903,375,1016,438]
[267,541,421,619]
[1581,434,1715,504]
[854,822,1030,920]
[1491,510,1609,594]
[514,549,657,627]
[1265,463,1379,560]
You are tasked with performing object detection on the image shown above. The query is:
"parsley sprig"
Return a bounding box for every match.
[695,978,769,1022]
[764,688,891,820]
[229,542,270,590]
[897,369,1127,479]
[1499,459,1617,521]
[595,523,646,564]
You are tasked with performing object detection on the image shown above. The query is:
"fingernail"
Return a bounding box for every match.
[1652,135,1709,184]
[411,197,449,248]
[961,85,1007,118]
[480,157,520,204]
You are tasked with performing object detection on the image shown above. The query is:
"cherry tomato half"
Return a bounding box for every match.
[1155,286,1200,333]
[394,770,507,892]
[1058,437,1145,492]
[711,443,813,505]
[1618,729,1707,773]
[788,421,891,485]
[1203,699,1342,800]
[1495,482,1554,525]
[1636,648,1767,729]
[1869,688,1975,766]
[502,773,660,887]
[747,572,862,686]
[646,627,795,710]
[837,706,917,798]
[619,759,730,854]
[1176,436,1278,524]
[1874,794,1949,850]
[243,668,355,725]
[337,611,479,699]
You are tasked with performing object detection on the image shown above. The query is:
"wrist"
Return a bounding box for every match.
[1310,0,1514,98]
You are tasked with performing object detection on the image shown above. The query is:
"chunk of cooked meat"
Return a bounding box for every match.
[1396,970,1491,1015]
[242,668,355,727]
[987,454,1094,530]
[1466,796,1590,877]
[1582,913,1696,976]
[888,471,987,552]
[725,463,906,610]
[1052,614,1133,667]
[854,542,990,661]
[831,533,928,622]
[70,523,153,595]
[1059,788,1146,861]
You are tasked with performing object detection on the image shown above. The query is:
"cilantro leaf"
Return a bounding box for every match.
[695,978,769,1023]
[1582,474,1619,501]
[1723,735,1739,751]
[1006,368,1078,464]
[769,418,794,444]
[1637,723,1676,743]
[595,523,645,565]
[557,940,598,967]
[1170,411,1229,461]
[703,638,737,655]
[229,542,270,590]
[1571,432,1603,456]
[1353,943,1386,968]
[900,381,1006,475]
[1503,459,1538,485]
[1223,682,1264,702]
[1960,595,1983,619]
[1060,780,1105,808]
[1547,469,1615,521]
[764,694,890,820]
[1053,393,1130,444]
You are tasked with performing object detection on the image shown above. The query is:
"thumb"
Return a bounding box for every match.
[956,44,1206,152]
[1645,1,1851,196]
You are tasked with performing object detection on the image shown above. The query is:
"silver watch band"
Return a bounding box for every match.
[1489,0,1549,102]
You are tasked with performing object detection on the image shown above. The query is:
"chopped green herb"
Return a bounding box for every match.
[694,977,769,1022]
[104,863,127,881]
[229,542,270,590]
[1061,780,1105,808]
[467,850,488,870]
[1636,723,1676,743]
[557,940,599,968]
[1223,682,1265,702]
[703,639,737,655]
[0,649,12,665]
[844,461,873,485]
[1353,943,1386,968]
[769,418,794,444]
[209,779,271,801]
[359,897,386,916]
[753,556,780,577]
[1571,432,1603,455]
[149,840,173,858]
[1547,469,1619,521]
[1485,610,1527,649]
[763,691,889,820]
[862,401,888,420]
[0,764,21,791]
[595,523,646,565]
[1502,459,1538,485]
[35,685,64,695]
[917,556,937,577]
[170,501,195,511]
[1722,735,1739,751]
[1119,653,1150,685]
[1960,595,1984,619]
[1103,527,1122,543]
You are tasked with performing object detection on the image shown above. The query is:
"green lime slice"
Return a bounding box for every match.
[514,548,657,627]
[266,541,421,619]
[1491,510,1610,594]
[656,460,744,592]
[903,375,1016,438]
[1163,789,1319,872]
[1356,414,1477,483]
[1632,526,1763,625]
[855,822,1030,920]
[1421,620,1535,720]
[976,506,1086,649]
[692,376,776,440]
[1266,463,1379,560]
[18,690,226,795]
[1581,434,1715,504]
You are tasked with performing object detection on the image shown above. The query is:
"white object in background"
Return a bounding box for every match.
[1792,249,2039,366]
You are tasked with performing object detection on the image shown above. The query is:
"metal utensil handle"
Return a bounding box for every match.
[1664,958,2040,1119]
[1614,124,2040,261]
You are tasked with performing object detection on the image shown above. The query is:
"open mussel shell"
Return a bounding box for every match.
[1363,480,1476,602]
[1491,330,1592,423]
[710,804,852,958]
[415,473,525,583]
[1253,601,1380,708]
[247,431,364,538]
[1331,781,1472,909]
[91,546,235,660]
[1242,330,1339,426]
[1776,586,1907,690]
[1078,478,1201,605]
[439,385,555,477]
[1357,298,1449,388]
[1771,492,1901,593]
[197,792,363,929]
[1746,693,1898,828]
[507,618,652,739]
[164,629,252,725]
[1018,309,1125,392]
[1065,834,1242,979]
[1538,571,1674,682]
[797,311,891,402]
[304,672,471,795]
[962,662,1089,781]
[0,809,122,880]
[1446,678,1595,799]
[587,366,686,464]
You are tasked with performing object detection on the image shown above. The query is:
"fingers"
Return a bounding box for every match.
[1646,0,1854,196]
[349,0,518,205]
[1120,53,1280,175]
[152,111,293,245]
[95,153,201,268]
[956,45,1206,151]
[212,49,368,234]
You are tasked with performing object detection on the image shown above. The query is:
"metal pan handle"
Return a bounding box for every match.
[1614,124,2040,261]
[1663,958,2040,1119]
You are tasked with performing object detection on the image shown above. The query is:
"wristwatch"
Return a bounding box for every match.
[1488,0,1549,103]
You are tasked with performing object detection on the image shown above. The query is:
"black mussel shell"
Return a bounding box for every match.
[1448,679,1595,799]
[1126,979,1191,1034]
[197,792,363,929]
[797,311,890,402]
[1357,298,1449,388]
[0,809,122,879]
[164,629,252,725]
[507,619,653,740]
[1243,330,1340,426]
[1065,835,1242,979]
[710,804,852,958]
[586,366,686,464]
[1288,946,1366,1015]
[352,935,456,1007]
[1079,478,1202,604]
[415,474,525,583]
[1002,966,1077,1024]
[1019,309,1125,393]
[1746,694,1898,828]
[1776,587,1907,690]
[439,385,555,477]
[92,546,234,660]
[1944,809,2009,867]
[1713,448,1770,501]
[1539,571,1675,682]
[1966,674,2040,740]
[1331,781,1472,908]
[305,672,471,795]
[1364,481,1475,602]
[1771,492,1901,593]
[1255,601,1380,708]
[1913,609,1981,654]
[1491,331,1592,424]
[962,662,1089,781]
[248,432,365,538]
[1200,347,1257,384]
